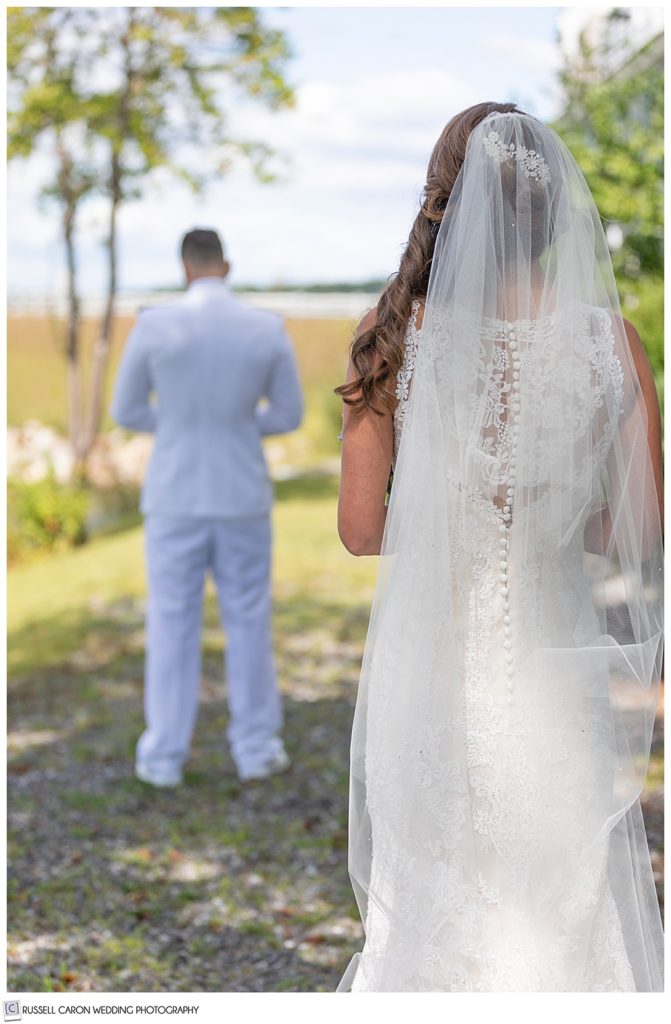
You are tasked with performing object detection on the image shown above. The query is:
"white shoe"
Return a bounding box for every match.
[238,748,291,782]
[135,760,183,788]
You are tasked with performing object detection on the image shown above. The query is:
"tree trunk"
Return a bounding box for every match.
[81,8,135,468]
[56,137,86,471]
[64,202,85,468]
[82,169,119,460]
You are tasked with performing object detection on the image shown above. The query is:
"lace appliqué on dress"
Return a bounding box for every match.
[392,298,421,462]
[393,300,624,478]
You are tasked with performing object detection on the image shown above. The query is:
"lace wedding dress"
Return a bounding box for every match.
[341,302,658,992]
[338,114,663,993]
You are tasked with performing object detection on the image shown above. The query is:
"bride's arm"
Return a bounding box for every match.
[584,318,663,556]
[626,319,664,531]
[338,311,393,556]
[616,318,664,556]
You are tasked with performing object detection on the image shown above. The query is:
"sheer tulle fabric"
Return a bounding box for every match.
[338,112,663,992]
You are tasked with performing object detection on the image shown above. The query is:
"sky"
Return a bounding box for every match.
[5,4,633,297]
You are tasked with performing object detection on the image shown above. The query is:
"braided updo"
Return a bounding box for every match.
[335,100,524,414]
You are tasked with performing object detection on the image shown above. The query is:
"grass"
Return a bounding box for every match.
[7,474,377,992]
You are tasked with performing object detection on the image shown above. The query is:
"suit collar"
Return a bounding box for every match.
[187,276,231,293]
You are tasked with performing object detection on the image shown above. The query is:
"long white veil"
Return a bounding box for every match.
[338,112,663,991]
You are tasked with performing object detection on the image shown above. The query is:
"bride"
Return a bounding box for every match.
[334,102,663,992]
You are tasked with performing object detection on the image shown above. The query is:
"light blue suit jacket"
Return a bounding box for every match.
[110,277,304,519]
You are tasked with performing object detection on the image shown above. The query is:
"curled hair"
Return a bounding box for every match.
[335,101,525,415]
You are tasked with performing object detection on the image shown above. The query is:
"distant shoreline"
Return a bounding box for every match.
[7,289,382,321]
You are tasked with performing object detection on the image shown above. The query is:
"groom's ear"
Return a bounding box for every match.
[223,259,231,278]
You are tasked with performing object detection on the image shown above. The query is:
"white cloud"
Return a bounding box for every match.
[483,30,562,73]
[228,67,478,174]
[298,68,477,135]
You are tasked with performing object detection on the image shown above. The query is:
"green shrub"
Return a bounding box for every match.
[7,473,90,563]
[87,483,142,538]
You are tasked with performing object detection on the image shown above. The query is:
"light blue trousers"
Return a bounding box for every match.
[136,513,284,776]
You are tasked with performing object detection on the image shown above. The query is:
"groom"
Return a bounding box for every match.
[110,227,304,787]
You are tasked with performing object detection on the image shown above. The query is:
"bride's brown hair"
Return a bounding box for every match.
[335,100,524,414]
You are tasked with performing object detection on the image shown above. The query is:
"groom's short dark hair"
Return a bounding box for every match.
[180,228,225,266]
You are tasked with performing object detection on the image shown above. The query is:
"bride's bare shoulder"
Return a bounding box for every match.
[622,316,643,347]
[413,297,426,330]
[345,307,378,387]
[355,306,377,335]
[622,318,656,388]
[354,298,426,336]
